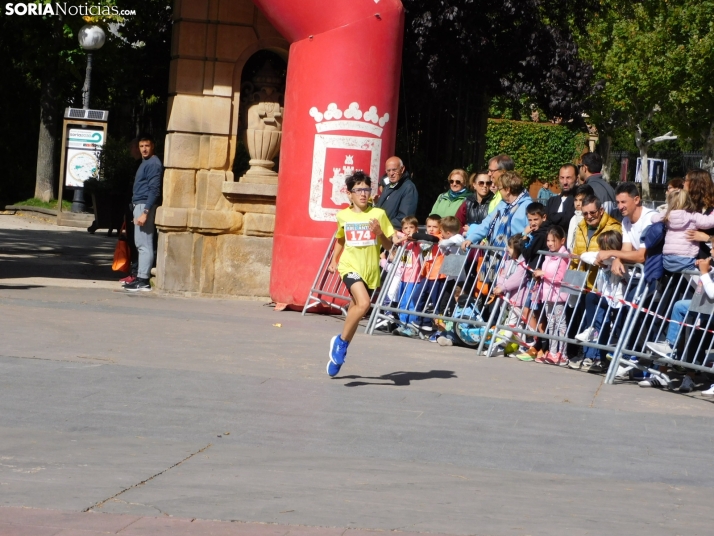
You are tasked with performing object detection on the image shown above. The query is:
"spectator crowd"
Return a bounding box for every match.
[356,153,714,397]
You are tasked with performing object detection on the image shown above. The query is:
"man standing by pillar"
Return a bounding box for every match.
[124,135,162,292]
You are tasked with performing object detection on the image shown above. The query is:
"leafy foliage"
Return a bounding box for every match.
[485,120,588,185]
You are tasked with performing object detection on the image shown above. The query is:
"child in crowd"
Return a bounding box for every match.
[575,230,626,372]
[651,189,714,272]
[517,203,551,358]
[415,214,445,334]
[532,226,570,365]
[567,184,594,252]
[327,171,395,377]
[493,234,529,352]
[393,216,425,337]
[436,216,466,316]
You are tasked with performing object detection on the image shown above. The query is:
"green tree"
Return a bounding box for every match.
[581,0,714,196]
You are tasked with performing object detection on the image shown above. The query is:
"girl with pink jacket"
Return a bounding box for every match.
[651,190,714,272]
[532,226,570,365]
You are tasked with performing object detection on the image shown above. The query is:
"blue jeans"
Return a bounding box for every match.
[666,300,691,344]
[415,279,444,318]
[397,281,424,325]
[132,203,156,280]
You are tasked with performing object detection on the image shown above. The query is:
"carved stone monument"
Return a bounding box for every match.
[239,62,284,185]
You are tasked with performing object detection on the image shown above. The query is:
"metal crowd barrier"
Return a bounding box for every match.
[302,235,405,317]
[365,242,509,353]
[306,235,714,388]
[607,269,714,383]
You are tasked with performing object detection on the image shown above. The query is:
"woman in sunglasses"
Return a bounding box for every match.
[455,171,496,231]
[430,169,471,218]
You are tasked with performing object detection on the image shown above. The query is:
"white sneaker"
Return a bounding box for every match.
[615,365,632,379]
[437,336,453,347]
[646,341,674,359]
[702,384,714,397]
[575,327,598,342]
[679,375,696,393]
[639,375,670,388]
[580,357,594,372]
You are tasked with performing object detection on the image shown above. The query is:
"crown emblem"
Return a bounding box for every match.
[309,102,390,136]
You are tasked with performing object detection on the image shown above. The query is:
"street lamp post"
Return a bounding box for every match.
[72,25,106,213]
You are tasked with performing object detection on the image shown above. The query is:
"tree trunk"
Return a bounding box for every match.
[634,128,651,200]
[34,17,62,203]
[701,122,714,177]
[600,133,613,182]
[34,78,56,202]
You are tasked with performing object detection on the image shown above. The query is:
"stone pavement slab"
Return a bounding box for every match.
[1,272,713,534]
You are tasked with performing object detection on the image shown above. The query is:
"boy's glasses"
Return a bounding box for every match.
[351,188,371,195]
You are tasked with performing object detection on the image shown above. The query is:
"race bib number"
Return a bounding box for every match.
[344,222,376,246]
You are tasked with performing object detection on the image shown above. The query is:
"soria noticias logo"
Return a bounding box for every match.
[3,3,136,16]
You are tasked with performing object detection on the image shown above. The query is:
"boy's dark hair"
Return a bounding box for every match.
[526,202,547,217]
[426,213,442,222]
[597,230,623,251]
[440,216,460,234]
[138,133,154,144]
[581,195,602,211]
[581,152,603,173]
[508,234,523,258]
[401,215,419,228]
[547,225,566,241]
[574,184,595,198]
[615,182,640,198]
[345,171,371,191]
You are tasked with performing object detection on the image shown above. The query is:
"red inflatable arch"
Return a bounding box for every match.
[251,0,405,306]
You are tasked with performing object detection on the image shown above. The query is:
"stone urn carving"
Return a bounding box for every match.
[239,62,285,185]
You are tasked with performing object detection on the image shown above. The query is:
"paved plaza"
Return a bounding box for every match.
[1,213,713,535]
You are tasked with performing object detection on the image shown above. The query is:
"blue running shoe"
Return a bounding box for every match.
[327,335,349,377]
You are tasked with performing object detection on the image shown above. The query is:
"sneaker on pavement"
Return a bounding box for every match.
[580,358,594,372]
[638,375,670,388]
[589,360,605,373]
[646,341,674,359]
[124,278,151,292]
[120,275,137,285]
[679,375,696,393]
[517,347,537,362]
[545,352,566,366]
[567,357,583,370]
[428,333,440,343]
[702,384,714,397]
[327,335,349,377]
[437,336,453,347]
[329,335,349,365]
[575,327,598,342]
[397,327,418,338]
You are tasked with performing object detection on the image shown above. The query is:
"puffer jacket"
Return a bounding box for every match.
[651,210,714,258]
[430,189,470,218]
[572,212,622,288]
[496,257,529,307]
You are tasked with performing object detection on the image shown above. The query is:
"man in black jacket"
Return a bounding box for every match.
[375,156,418,228]
[546,163,578,233]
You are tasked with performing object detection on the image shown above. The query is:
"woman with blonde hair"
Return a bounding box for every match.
[430,169,471,217]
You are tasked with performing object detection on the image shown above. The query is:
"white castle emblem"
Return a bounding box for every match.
[308,102,390,222]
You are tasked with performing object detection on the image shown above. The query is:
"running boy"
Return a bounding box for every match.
[327,171,396,377]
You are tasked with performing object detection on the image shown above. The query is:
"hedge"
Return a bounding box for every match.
[485,119,588,185]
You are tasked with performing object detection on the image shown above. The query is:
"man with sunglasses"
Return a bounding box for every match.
[375,156,418,228]
[545,164,578,232]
